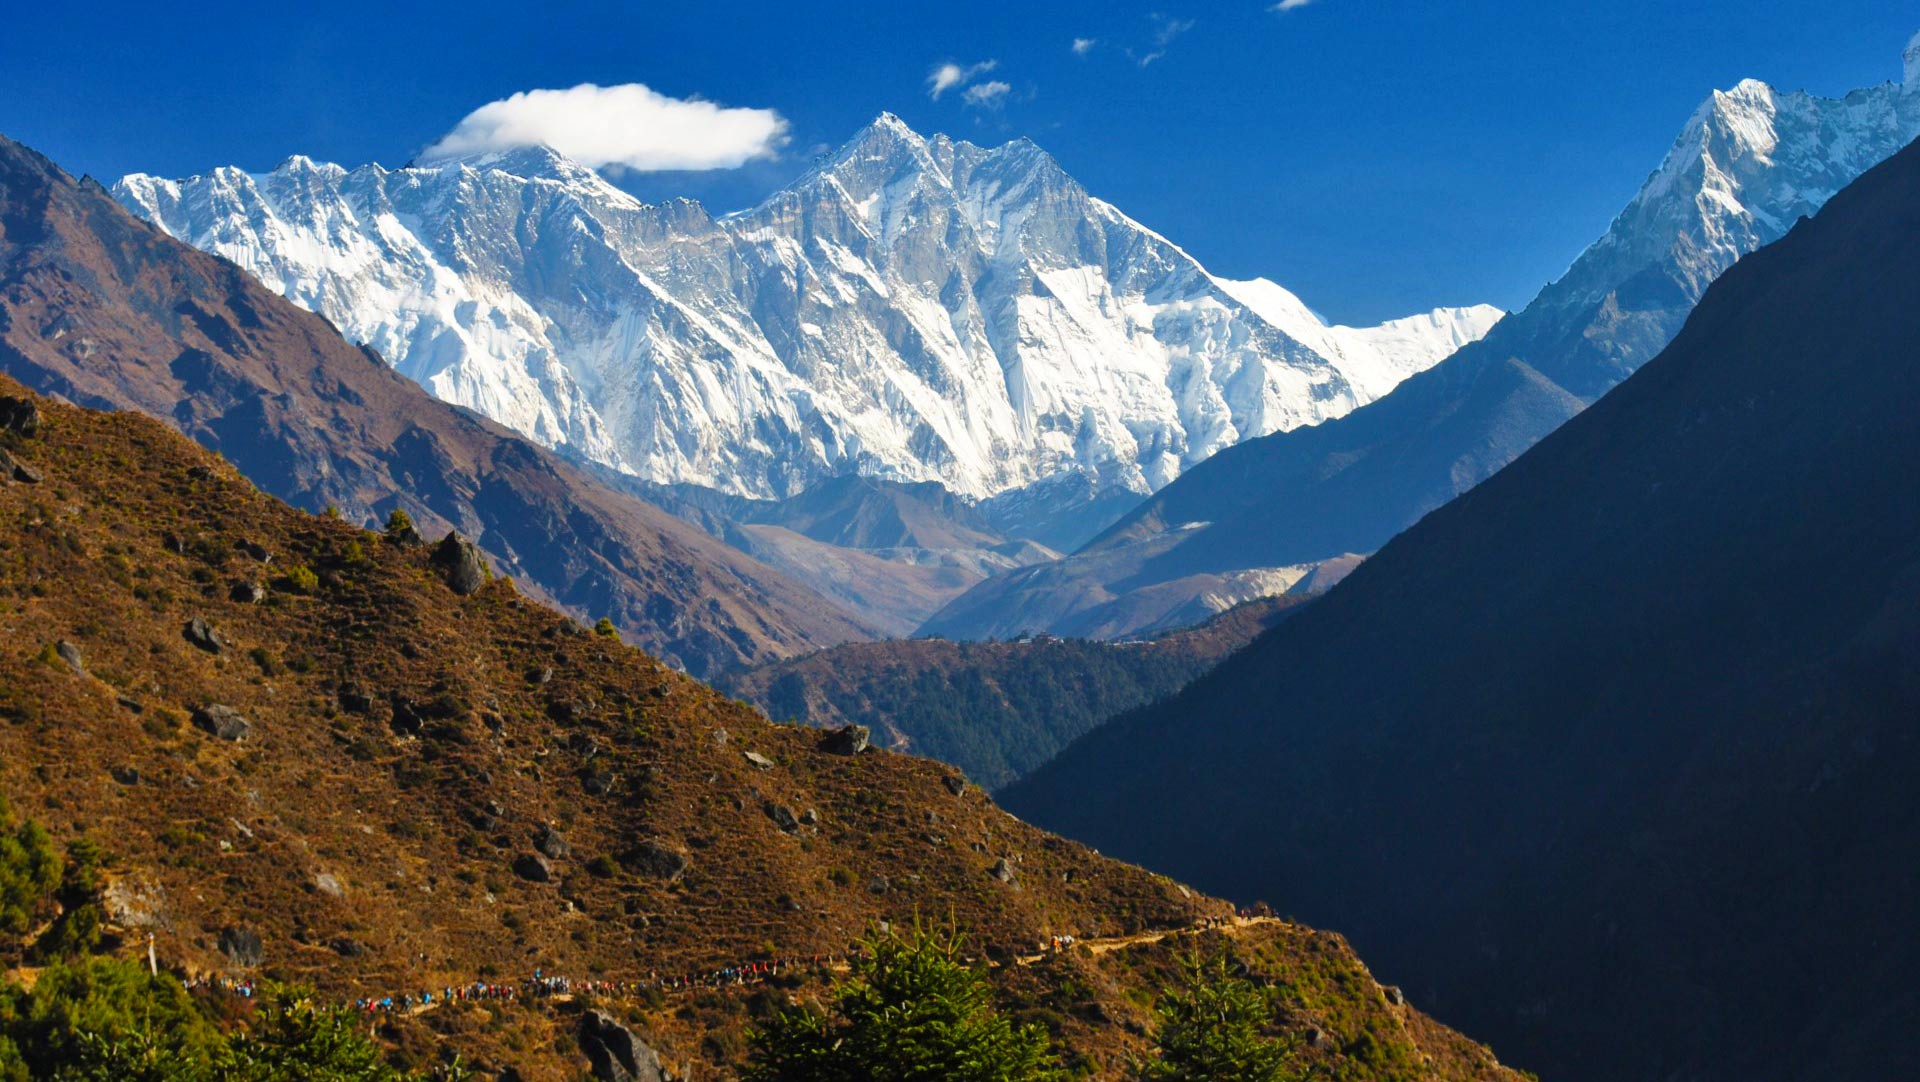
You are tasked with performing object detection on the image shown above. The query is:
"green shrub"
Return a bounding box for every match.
[279,565,320,595]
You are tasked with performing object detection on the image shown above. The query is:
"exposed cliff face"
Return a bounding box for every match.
[0,134,875,678]
[113,115,1495,535]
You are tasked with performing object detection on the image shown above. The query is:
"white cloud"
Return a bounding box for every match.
[927,59,999,101]
[1071,37,1098,56]
[961,80,1012,109]
[421,83,788,172]
[1271,0,1315,10]
[1133,14,1195,67]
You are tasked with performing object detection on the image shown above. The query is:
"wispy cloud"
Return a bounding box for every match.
[421,83,789,172]
[1130,14,1196,68]
[961,80,1013,109]
[1271,0,1316,10]
[927,59,999,101]
[1071,37,1098,56]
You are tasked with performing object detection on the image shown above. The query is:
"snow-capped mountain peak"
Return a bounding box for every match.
[113,117,1498,509]
[1905,30,1920,88]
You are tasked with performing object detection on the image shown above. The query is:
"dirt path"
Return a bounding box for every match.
[1012,915,1292,967]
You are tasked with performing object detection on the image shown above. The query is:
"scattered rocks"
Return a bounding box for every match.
[239,540,272,563]
[1306,1026,1328,1049]
[336,684,374,715]
[182,616,227,654]
[818,724,870,756]
[115,695,144,714]
[866,875,890,895]
[54,640,85,675]
[110,765,140,786]
[764,803,800,833]
[990,858,1017,884]
[536,824,571,860]
[191,704,251,741]
[798,808,818,826]
[581,773,611,796]
[0,396,42,436]
[528,666,554,685]
[329,936,367,957]
[578,1009,669,1082]
[1383,986,1407,1007]
[229,581,265,604]
[218,926,263,969]
[743,751,775,770]
[942,774,967,796]
[430,531,489,595]
[512,853,554,883]
[186,465,215,481]
[624,839,689,883]
[312,873,345,898]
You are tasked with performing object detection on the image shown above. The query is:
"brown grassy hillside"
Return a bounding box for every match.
[0,378,1521,1080]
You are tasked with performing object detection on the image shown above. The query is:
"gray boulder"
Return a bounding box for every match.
[183,616,227,654]
[192,705,251,741]
[512,852,553,883]
[0,396,42,436]
[0,448,41,484]
[431,532,489,595]
[54,640,85,675]
[818,724,870,756]
[578,1010,668,1082]
[535,824,571,860]
[624,839,688,883]
[765,803,800,833]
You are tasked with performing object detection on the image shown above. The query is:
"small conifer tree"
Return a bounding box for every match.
[746,918,1063,1081]
[1133,952,1307,1082]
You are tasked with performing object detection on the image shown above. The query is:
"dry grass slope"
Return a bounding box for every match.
[0,378,1520,1080]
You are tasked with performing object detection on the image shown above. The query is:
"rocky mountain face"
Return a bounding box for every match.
[0,134,875,678]
[719,595,1307,790]
[112,115,1496,549]
[1004,135,1920,1080]
[0,375,1524,1081]
[927,36,1920,641]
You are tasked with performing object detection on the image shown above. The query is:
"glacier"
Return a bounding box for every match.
[113,114,1497,512]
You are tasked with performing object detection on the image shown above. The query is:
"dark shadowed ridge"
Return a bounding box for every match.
[0,133,878,677]
[1004,138,1920,1080]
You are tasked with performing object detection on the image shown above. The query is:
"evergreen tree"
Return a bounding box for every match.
[1133,952,1307,1082]
[0,798,60,948]
[746,919,1063,1082]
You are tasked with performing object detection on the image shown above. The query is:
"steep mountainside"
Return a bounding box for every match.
[617,474,1058,635]
[0,134,874,678]
[0,376,1522,1081]
[1005,136,1920,1080]
[928,35,1920,640]
[719,595,1306,790]
[113,115,1496,546]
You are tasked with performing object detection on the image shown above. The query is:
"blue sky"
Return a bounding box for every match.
[2,1,1914,323]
